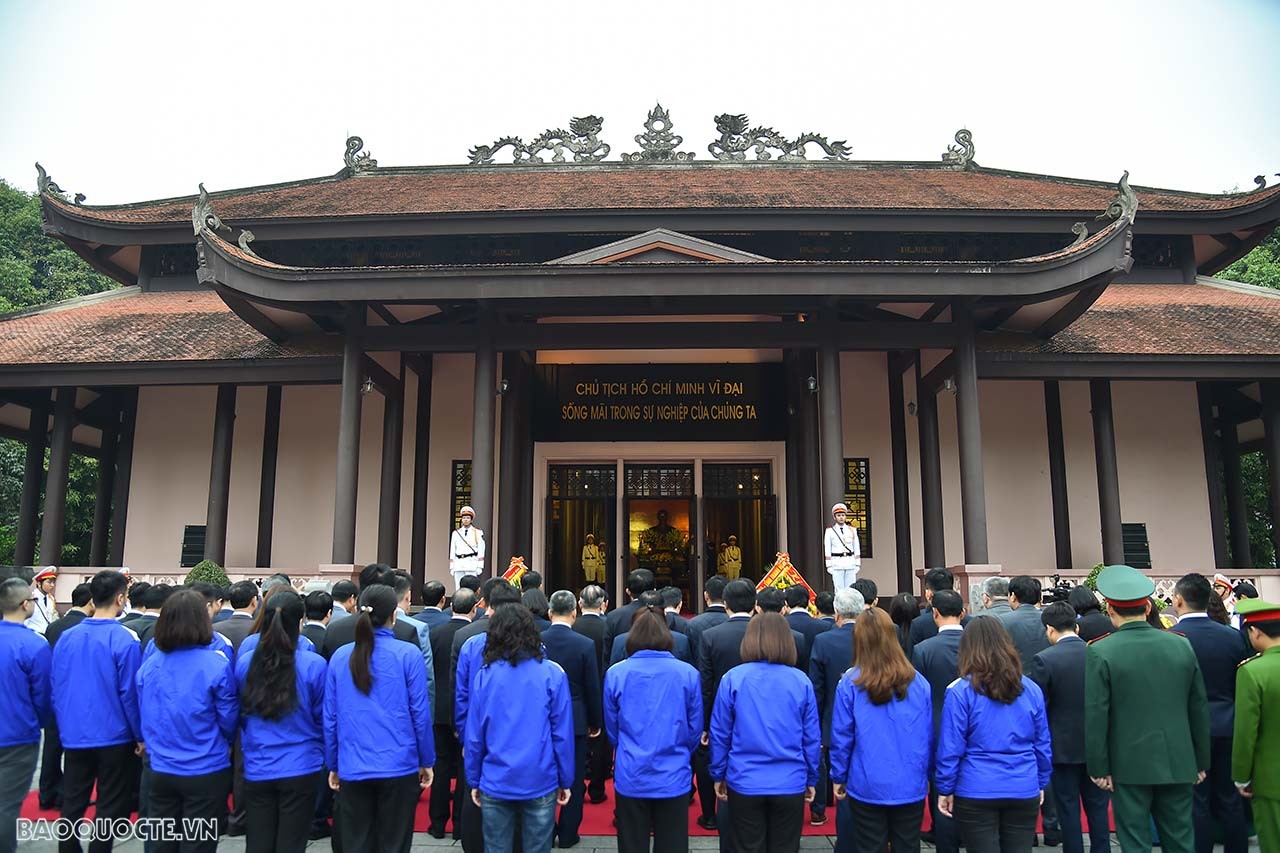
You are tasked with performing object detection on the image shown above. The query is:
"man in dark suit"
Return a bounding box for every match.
[417,580,450,630]
[911,589,965,853]
[755,587,809,669]
[852,578,878,610]
[909,567,959,646]
[603,569,655,663]
[427,589,476,840]
[1171,573,1251,853]
[218,580,261,651]
[39,583,92,810]
[813,591,836,633]
[807,586,865,828]
[785,585,825,648]
[660,586,688,634]
[572,584,610,805]
[301,590,331,650]
[1030,601,1109,853]
[322,564,420,659]
[542,590,603,849]
[685,576,730,826]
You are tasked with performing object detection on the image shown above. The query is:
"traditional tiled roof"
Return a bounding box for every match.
[46,164,1280,226]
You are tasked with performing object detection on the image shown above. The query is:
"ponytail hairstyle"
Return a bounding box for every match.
[242,590,303,720]
[351,584,398,694]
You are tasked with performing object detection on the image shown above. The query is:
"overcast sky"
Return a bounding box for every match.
[2,0,1277,205]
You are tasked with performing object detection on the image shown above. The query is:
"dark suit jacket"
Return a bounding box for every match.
[684,606,728,661]
[301,622,328,651]
[1172,614,1252,736]
[130,614,161,647]
[609,631,692,668]
[788,611,827,645]
[1029,634,1087,764]
[212,608,234,624]
[808,622,854,741]
[911,627,963,731]
[45,610,87,648]
[696,616,806,723]
[430,616,472,725]
[666,612,688,635]
[1077,609,1114,643]
[909,608,972,646]
[416,607,450,631]
[998,606,1050,672]
[542,624,603,735]
[572,612,608,678]
[604,601,642,658]
[217,613,257,651]
[322,612,419,660]
[450,615,491,683]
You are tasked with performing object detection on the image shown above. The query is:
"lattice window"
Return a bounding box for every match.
[624,464,694,498]
[549,465,618,499]
[703,464,772,498]
[1122,522,1151,570]
[180,525,206,569]
[450,460,473,532]
[843,458,872,559]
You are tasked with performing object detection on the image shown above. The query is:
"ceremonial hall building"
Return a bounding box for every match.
[7,107,1280,606]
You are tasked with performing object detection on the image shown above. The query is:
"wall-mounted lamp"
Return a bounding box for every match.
[498,378,510,395]
[907,401,918,416]
[806,375,819,393]
[942,377,956,393]
[360,376,375,395]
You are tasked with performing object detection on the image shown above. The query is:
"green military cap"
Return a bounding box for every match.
[1236,598,1280,627]
[1095,564,1155,607]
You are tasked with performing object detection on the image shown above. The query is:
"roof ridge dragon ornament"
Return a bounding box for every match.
[344,137,378,175]
[469,116,611,165]
[941,129,975,170]
[621,104,695,163]
[192,184,262,259]
[1096,171,1139,225]
[707,114,850,161]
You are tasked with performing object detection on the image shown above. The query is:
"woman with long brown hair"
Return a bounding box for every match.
[934,617,1051,853]
[829,607,933,853]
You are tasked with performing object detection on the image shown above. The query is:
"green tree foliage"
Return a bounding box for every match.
[1217,226,1280,291]
[185,560,231,587]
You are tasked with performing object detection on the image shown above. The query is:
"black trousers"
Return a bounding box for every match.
[1193,735,1249,853]
[692,741,717,821]
[243,771,323,853]
[1050,763,1111,853]
[39,722,63,808]
[928,780,960,853]
[615,792,689,853]
[226,734,246,832]
[847,797,924,853]
[587,729,611,801]
[60,742,138,853]
[334,773,420,853]
[457,760,485,853]
[556,735,588,845]
[811,746,831,819]
[953,795,1040,853]
[428,724,461,836]
[725,789,805,853]
[149,767,232,853]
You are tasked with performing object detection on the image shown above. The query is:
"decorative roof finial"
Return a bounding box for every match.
[35,163,64,195]
[468,115,610,165]
[344,137,378,175]
[1069,222,1089,247]
[192,183,229,236]
[621,104,695,163]
[1256,175,1267,190]
[73,193,86,205]
[941,129,975,170]
[1096,171,1138,224]
[237,228,262,259]
[706,113,849,162]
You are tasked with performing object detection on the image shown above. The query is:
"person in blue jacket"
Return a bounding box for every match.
[935,616,1052,853]
[829,607,933,853]
[710,612,821,853]
[51,569,143,852]
[135,588,238,852]
[234,590,327,853]
[324,584,433,853]
[0,577,52,853]
[603,607,701,853]
[464,603,574,853]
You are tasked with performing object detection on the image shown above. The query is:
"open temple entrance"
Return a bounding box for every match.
[702,463,777,584]
[545,465,618,604]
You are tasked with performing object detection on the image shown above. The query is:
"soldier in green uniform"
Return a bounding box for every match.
[1085,565,1210,853]
[1233,597,1280,852]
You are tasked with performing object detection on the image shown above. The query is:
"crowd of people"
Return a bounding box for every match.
[0,561,1276,853]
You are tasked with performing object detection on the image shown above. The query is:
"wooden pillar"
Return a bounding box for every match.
[916,358,946,570]
[1044,381,1073,569]
[409,355,434,590]
[377,360,404,566]
[39,387,77,565]
[515,352,536,558]
[887,353,913,590]
[497,353,521,563]
[89,404,120,566]
[797,351,823,587]
[471,313,497,576]
[784,351,804,569]
[1090,379,1125,565]
[1219,404,1252,568]
[256,385,282,567]
[1196,383,1229,569]
[817,331,845,535]
[14,392,50,566]
[332,318,364,564]
[953,305,989,565]
[204,384,237,565]
[1262,380,1280,563]
[108,389,138,567]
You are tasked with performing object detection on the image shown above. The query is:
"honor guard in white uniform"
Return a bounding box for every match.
[722,535,743,580]
[448,506,486,590]
[26,566,59,634]
[581,534,604,584]
[823,503,861,589]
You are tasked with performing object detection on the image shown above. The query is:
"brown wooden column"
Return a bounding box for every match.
[14,392,50,566]
[377,359,405,566]
[409,355,434,590]
[470,312,498,575]
[1090,380,1125,565]
[256,385,282,567]
[784,351,805,571]
[797,351,823,587]
[954,305,989,565]
[817,329,846,532]
[39,387,77,565]
[497,353,521,563]
[108,389,138,566]
[204,384,237,565]
[89,403,120,566]
[515,353,536,559]
[1196,383,1229,568]
[1262,380,1280,562]
[887,353,913,590]
[916,357,945,570]
[1044,381,1073,569]
[332,316,364,564]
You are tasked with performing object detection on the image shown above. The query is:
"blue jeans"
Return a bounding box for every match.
[480,790,557,853]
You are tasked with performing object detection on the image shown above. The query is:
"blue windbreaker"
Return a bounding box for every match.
[143,630,234,665]
[324,628,434,781]
[239,630,314,659]
[935,675,1053,799]
[463,654,574,800]
[0,621,52,746]
[52,618,142,748]
[709,661,820,796]
[603,650,701,798]
[453,631,487,734]
[234,644,327,781]
[137,646,238,775]
[828,668,934,805]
